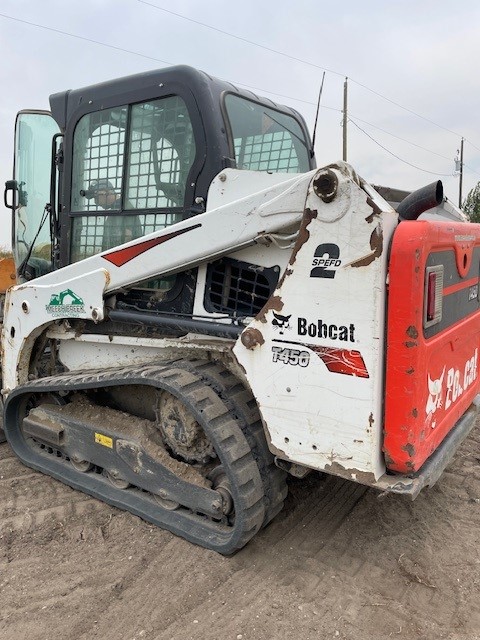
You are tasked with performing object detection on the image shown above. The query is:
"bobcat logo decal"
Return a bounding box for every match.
[426,367,445,422]
[272,312,292,335]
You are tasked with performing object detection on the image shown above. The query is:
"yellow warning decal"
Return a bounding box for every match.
[95,432,113,448]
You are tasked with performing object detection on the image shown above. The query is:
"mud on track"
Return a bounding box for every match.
[0,426,479,640]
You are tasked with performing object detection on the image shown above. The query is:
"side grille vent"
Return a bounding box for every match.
[204,258,280,316]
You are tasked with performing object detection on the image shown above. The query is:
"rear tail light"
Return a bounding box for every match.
[424,265,443,328]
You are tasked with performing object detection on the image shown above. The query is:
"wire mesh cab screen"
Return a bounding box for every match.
[224,94,310,173]
[70,96,196,263]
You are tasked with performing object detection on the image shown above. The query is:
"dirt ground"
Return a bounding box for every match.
[0,424,479,640]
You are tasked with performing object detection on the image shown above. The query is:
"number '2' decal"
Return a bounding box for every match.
[310,243,341,279]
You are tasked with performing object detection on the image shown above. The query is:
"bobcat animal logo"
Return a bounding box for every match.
[426,367,445,417]
[272,312,292,335]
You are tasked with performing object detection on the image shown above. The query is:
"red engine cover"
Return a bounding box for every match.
[384,220,480,473]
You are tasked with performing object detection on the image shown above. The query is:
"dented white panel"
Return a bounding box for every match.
[2,269,108,392]
[234,164,399,480]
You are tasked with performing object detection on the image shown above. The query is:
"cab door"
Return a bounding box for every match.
[5,110,60,279]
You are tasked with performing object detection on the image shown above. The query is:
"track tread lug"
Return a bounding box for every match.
[5,361,270,555]
[172,359,288,528]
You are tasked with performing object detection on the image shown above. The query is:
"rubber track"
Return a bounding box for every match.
[172,359,288,526]
[4,362,266,554]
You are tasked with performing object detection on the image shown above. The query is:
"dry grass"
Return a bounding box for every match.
[0,246,13,260]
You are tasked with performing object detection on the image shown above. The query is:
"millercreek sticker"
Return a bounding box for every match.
[46,289,85,317]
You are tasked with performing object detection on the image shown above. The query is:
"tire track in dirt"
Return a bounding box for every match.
[72,474,369,640]
[0,445,109,549]
[146,476,367,640]
[0,427,479,640]
[73,535,236,640]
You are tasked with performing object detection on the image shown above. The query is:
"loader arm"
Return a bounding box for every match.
[2,168,317,392]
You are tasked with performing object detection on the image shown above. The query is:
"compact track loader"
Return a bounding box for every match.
[2,66,480,553]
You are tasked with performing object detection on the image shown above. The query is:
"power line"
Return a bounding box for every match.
[1,9,479,177]
[349,79,462,138]
[348,116,453,162]
[465,139,480,154]
[347,117,480,180]
[137,0,345,79]
[348,118,454,177]
[0,12,173,65]
[463,163,480,179]
[0,12,338,110]
[137,0,476,144]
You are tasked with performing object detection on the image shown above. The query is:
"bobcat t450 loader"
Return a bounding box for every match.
[2,66,480,554]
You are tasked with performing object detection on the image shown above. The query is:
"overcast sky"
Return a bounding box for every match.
[1,0,479,249]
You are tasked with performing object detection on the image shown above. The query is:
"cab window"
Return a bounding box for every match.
[70,96,196,263]
[224,94,310,174]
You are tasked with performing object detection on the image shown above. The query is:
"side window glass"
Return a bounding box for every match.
[224,94,310,173]
[13,112,60,275]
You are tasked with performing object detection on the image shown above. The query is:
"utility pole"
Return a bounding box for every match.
[458,137,464,208]
[342,77,348,162]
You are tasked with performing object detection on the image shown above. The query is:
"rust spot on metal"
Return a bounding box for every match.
[402,443,415,457]
[405,341,418,348]
[368,413,374,429]
[304,207,318,224]
[287,207,318,268]
[323,460,376,485]
[406,326,419,339]
[383,450,395,466]
[240,328,265,350]
[255,294,284,323]
[411,408,418,418]
[349,226,383,268]
[406,367,415,375]
[325,163,361,187]
[365,196,382,220]
[276,267,294,290]
[313,169,338,203]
